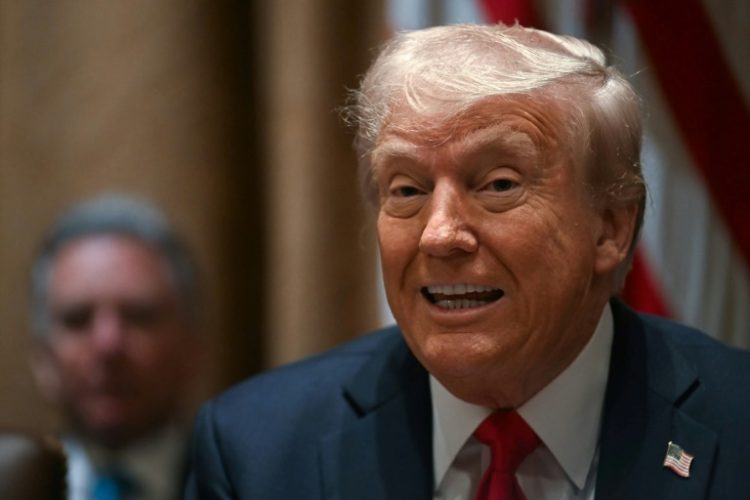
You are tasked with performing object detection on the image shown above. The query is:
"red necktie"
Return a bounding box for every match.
[473,410,540,500]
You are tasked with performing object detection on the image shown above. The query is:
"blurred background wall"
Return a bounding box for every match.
[0,0,747,435]
[0,0,384,434]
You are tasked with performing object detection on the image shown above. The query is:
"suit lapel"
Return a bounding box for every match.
[596,301,717,499]
[318,304,720,499]
[319,330,433,500]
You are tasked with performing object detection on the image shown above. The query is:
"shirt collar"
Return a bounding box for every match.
[65,425,187,500]
[431,303,614,490]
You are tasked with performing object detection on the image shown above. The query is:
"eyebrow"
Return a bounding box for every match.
[460,124,538,158]
[370,138,421,166]
[372,123,539,167]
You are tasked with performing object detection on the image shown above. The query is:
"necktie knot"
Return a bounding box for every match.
[473,410,540,500]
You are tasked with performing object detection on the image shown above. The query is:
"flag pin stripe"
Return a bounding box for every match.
[663,441,694,478]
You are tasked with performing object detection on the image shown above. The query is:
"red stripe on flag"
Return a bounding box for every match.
[625,0,750,266]
[620,250,672,317]
[480,0,541,27]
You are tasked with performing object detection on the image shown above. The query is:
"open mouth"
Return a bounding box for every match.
[421,284,504,310]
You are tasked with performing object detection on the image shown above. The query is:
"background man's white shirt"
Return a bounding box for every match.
[64,426,186,500]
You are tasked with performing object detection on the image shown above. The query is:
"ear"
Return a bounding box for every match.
[594,203,639,275]
[29,342,63,404]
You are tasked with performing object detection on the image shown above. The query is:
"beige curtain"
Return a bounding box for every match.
[0,0,385,433]
[260,0,384,365]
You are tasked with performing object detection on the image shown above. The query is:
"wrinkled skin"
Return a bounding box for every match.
[374,98,637,409]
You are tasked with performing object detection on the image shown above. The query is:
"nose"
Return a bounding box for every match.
[419,185,478,256]
[91,309,127,357]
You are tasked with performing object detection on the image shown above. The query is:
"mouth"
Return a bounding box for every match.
[421,284,504,310]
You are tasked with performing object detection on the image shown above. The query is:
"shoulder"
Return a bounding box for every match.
[196,326,406,447]
[637,313,750,493]
[216,327,402,406]
[612,299,750,373]
[601,303,750,495]
[186,326,406,497]
[616,302,750,421]
[639,311,750,383]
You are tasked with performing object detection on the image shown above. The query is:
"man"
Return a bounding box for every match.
[185,24,750,499]
[31,195,201,500]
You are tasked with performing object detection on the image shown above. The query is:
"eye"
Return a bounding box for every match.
[56,305,92,332]
[385,173,426,199]
[476,169,523,212]
[478,168,521,195]
[392,185,423,197]
[488,178,517,192]
[484,177,518,193]
[122,302,164,330]
[381,174,427,217]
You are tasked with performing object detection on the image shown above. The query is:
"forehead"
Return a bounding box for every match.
[49,234,171,293]
[372,95,568,165]
[54,233,159,263]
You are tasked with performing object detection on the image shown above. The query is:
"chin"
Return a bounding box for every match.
[87,417,159,450]
[77,403,131,437]
[82,423,133,449]
[416,332,504,379]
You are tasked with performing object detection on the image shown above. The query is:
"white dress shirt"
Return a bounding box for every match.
[64,425,187,500]
[432,304,614,500]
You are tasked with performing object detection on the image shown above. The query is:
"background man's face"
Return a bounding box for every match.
[41,234,194,448]
[374,98,617,408]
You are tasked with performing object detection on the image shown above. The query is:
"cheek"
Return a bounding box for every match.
[543,217,598,282]
[377,217,424,328]
[509,203,596,270]
[130,332,181,372]
[377,216,417,282]
[502,211,600,336]
[53,340,92,381]
[154,326,194,364]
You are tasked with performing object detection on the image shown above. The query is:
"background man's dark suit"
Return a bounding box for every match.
[184,300,750,499]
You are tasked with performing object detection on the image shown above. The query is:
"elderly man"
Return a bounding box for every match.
[31,195,200,500]
[185,24,750,499]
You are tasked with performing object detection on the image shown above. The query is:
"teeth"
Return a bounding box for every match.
[427,284,497,295]
[435,299,489,310]
[424,283,504,310]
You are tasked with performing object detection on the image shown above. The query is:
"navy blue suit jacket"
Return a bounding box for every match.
[185,301,750,499]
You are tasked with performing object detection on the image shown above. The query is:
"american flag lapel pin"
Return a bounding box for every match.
[663,441,694,478]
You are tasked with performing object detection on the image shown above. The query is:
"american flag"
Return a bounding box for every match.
[663,441,694,478]
[384,0,750,349]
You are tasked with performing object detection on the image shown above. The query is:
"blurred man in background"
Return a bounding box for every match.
[30,195,201,500]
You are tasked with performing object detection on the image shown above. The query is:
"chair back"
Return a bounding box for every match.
[0,430,67,500]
